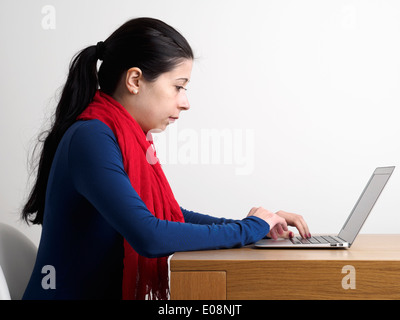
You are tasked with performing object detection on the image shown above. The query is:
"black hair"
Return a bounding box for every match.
[22,17,193,225]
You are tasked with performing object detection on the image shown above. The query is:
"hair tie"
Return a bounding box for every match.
[96,41,105,61]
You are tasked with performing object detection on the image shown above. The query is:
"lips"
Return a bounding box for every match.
[168,116,179,121]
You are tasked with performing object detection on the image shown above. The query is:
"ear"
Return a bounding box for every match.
[125,67,143,94]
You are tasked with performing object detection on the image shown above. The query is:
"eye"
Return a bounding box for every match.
[175,86,187,92]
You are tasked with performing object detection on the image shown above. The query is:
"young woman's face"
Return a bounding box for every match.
[118,59,193,133]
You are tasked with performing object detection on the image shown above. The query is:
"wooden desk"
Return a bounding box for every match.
[170,235,400,300]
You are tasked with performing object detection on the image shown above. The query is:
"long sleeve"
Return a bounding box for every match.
[180,207,238,225]
[69,120,270,258]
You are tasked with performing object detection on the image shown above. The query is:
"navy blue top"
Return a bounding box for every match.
[23,120,269,299]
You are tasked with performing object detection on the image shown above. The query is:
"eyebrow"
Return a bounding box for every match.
[175,78,190,84]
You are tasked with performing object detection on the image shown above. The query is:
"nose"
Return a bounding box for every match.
[178,91,190,111]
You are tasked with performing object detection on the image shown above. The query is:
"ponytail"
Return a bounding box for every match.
[22,45,99,224]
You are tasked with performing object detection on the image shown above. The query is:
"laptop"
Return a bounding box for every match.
[254,166,395,249]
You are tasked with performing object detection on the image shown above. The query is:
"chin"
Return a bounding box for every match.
[145,120,172,133]
[146,124,166,133]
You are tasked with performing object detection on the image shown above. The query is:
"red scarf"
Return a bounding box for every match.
[77,90,184,300]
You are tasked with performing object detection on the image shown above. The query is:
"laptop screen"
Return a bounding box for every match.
[338,167,395,245]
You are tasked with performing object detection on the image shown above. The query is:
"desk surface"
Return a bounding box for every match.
[170,235,400,300]
[171,234,400,263]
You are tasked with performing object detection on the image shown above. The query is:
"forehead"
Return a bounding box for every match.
[161,59,193,82]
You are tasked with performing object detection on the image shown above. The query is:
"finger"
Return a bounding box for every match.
[295,223,306,239]
[279,230,295,239]
[278,217,288,232]
[269,224,290,240]
[303,218,311,237]
[298,219,311,238]
[276,224,284,235]
[269,228,278,240]
[291,217,309,238]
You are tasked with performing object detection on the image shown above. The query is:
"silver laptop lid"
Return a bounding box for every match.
[338,166,395,245]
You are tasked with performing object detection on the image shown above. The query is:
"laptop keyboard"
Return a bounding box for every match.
[290,235,344,245]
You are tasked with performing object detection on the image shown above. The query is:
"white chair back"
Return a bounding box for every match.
[0,223,37,300]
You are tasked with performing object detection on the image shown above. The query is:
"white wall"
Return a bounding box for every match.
[1,0,399,246]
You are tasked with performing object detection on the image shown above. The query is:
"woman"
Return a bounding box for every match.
[22,17,310,300]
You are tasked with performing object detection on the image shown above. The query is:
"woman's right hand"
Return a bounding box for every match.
[247,207,289,240]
